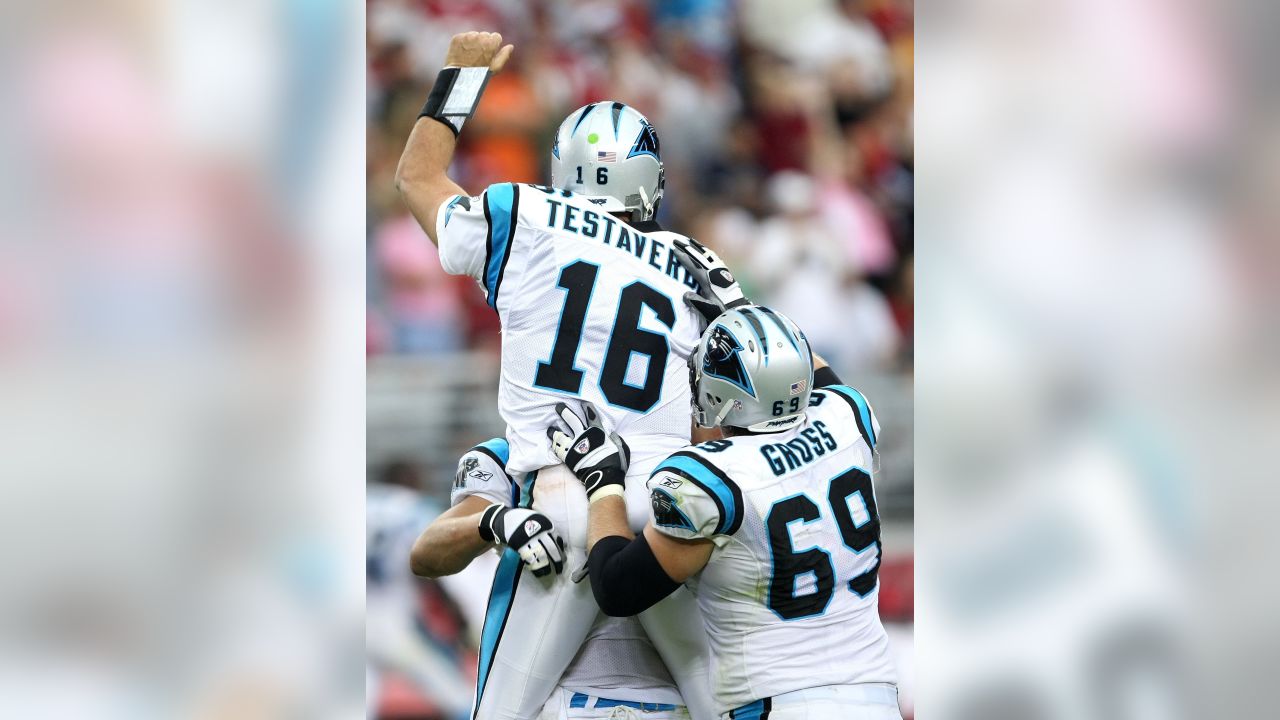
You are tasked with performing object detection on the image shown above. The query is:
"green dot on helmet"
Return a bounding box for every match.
[587,132,599,144]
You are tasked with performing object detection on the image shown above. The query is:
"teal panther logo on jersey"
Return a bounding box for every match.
[651,487,696,532]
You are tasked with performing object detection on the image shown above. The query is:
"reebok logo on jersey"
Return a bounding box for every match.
[469,469,493,483]
[660,477,683,489]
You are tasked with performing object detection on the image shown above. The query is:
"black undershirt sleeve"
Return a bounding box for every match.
[587,534,682,617]
[814,365,842,388]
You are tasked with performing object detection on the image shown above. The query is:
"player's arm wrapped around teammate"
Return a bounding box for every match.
[414,441,566,578]
[584,467,733,616]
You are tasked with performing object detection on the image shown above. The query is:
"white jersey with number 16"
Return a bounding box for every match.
[435,182,704,477]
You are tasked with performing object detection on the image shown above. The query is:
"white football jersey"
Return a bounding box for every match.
[436,184,704,476]
[647,384,897,713]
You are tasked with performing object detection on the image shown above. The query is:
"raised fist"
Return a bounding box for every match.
[443,31,514,73]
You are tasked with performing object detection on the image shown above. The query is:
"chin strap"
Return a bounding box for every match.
[713,399,736,426]
[634,182,663,222]
[635,185,654,221]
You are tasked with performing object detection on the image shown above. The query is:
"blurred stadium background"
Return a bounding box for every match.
[364,0,914,718]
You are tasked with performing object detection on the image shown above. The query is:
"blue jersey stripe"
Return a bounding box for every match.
[484,183,517,308]
[519,470,538,509]
[826,385,877,449]
[476,437,510,465]
[474,547,521,714]
[596,698,679,711]
[730,699,765,719]
[570,693,678,712]
[655,454,740,535]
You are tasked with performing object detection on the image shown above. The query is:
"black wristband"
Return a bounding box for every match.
[814,365,842,388]
[420,68,461,136]
[419,67,490,137]
[477,503,502,543]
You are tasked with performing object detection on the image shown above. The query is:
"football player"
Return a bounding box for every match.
[411,439,690,720]
[547,243,902,719]
[396,32,714,720]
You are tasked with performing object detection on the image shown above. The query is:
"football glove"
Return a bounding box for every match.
[672,237,751,324]
[478,504,565,577]
[547,402,630,502]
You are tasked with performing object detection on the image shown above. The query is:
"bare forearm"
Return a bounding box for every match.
[394,32,512,245]
[410,510,491,578]
[586,496,634,552]
[394,117,468,245]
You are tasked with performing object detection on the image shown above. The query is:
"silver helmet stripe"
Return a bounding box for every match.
[752,305,804,356]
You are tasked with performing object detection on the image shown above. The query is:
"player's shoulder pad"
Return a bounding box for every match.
[467,436,510,469]
[647,449,745,538]
[454,437,517,503]
[814,385,879,450]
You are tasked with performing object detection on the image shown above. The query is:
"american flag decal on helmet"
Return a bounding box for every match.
[790,380,807,395]
[596,150,616,162]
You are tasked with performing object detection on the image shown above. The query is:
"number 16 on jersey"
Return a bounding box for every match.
[533,260,676,413]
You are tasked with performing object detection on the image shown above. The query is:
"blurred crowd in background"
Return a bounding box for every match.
[366,0,913,369]
[365,0,914,718]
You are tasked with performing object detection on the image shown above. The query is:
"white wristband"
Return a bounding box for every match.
[588,485,626,504]
[441,67,489,125]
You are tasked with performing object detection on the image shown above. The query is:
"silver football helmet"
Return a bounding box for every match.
[690,305,815,433]
[551,101,664,222]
